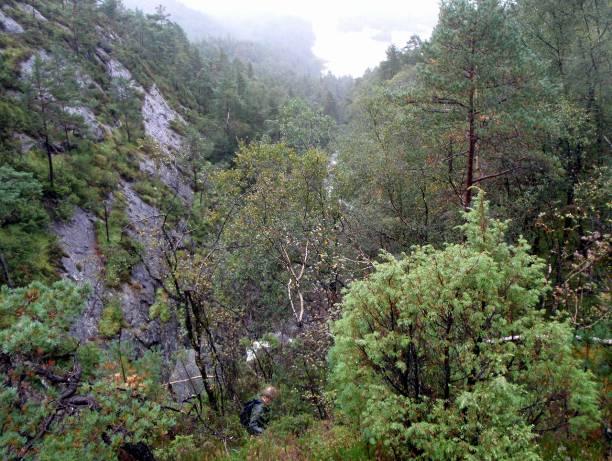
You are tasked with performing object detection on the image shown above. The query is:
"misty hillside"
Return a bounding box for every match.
[123,0,324,78]
[0,1,610,460]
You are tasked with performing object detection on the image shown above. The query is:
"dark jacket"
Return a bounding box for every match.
[247,399,270,435]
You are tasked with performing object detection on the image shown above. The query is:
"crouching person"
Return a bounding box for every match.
[240,386,279,436]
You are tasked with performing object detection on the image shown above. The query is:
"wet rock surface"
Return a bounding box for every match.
[52,207,105,342]
[142,85,184,153]
[121,181,179,363]
[96,47,143,92]
[53,194,179,367]
[122,181,164,276]
[13,132,36,153]
[168,349,204,402]
[141,85,193,201]
[19,49,51,77]
[107,58,133,81]
[139,156,193,202]
[65,106,107,141]
[76,68,104,93]
[0,10,24,34]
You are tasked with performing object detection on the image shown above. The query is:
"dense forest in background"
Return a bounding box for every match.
[0,0,609,460]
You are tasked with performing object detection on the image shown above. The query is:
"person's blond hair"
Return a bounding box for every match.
[261,385,279,400]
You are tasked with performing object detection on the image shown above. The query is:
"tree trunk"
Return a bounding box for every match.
[0,251,13,288]
[124,113,131,143]
[44,134,54,189]
[103,204,110,243]
[464,84,476,209]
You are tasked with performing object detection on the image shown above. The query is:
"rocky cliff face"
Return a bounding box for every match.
[3,1,203,381]
[52,207,105,342]
[0,9,25,34]
[140,85,193,202]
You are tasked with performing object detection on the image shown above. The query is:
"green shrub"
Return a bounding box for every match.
[149,288,171,323]
[99,299,124,338]
[267,414,315,438]
[329,194,601,460]
[96,200,140,288]
[223,419,370,461]
[0,165,57,285]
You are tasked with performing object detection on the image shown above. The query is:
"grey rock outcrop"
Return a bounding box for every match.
[76,69,103,93]
[0,11,24,34]
[95,47,143,92]
[65,106,107,141]
[120,181,179,362]
[19,49,51,77]
[168,349,204,402]
[52,207,105,342]
[16,3,47,22]
[53,191,179,365]
[107,58,133,81]
[142,85,183,153]
[141,85,193,201]
[139,156,193,202]
[13,133,36,153]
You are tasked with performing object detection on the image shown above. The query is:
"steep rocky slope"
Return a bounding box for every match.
[1,1,194,368]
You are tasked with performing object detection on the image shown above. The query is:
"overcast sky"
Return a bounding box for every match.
[179,0,440,76]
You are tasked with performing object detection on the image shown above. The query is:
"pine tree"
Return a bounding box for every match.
[0,166,49,287]
[413,0,553,208]
[25,56,55,188]
[179,127,212,193]
[0,281,174,459]
[380,44,402,80]
[110,77,140,143]
[68,0,98,56]
[24,55,83,189]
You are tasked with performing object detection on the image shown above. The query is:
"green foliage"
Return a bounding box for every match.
[0,280,85,355]
[99,299,124,337]
[335,80,441,253]
[213,142,340,323]
[0,280,175,460]
[110,77,141,143]
[278,98,335,152]
[0,98,27,150]
[537,166,611,333]
[330,193,600,459]
[0,1,608,458]
[418,0,555,207]
[177,126,213,191]
[224,420,369,461]
[0,165,46,228]
[0,166,56,286]
[155,435,200,461]
[149,288,171,323]
[96,198,140,288]
[267,413,315,438]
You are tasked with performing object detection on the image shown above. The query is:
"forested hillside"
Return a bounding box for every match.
[0,1,609,460]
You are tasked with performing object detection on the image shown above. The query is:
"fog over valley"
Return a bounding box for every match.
[123,0,439,76]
